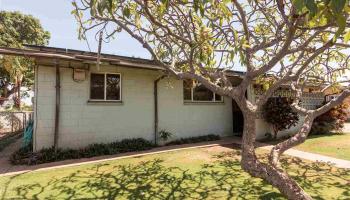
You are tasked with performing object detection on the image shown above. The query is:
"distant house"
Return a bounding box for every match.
[0,45,325,151]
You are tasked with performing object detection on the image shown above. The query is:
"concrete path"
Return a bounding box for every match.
[258,144,350,169]
[0,136,349,177]
[0,138,22,174]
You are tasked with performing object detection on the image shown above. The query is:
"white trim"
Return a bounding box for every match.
[184,99,224,103]
[88,100,123,102]
[89,72,122,101]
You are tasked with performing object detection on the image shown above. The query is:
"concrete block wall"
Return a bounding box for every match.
[34,66,56,150]
[34,65,234,150]
[158,78,233,139]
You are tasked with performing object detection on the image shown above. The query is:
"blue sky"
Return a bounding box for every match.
[0,0,150,58]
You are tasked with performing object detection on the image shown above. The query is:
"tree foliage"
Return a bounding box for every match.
[263,97,299,139]
[72,0,350,199]
[311,101,349,135]
[0,11,50,108]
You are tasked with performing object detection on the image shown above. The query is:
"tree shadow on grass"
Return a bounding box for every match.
[279,156,350,200]
[1,149,349,200]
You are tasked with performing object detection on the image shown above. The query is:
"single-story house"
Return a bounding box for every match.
[0,45,325,151]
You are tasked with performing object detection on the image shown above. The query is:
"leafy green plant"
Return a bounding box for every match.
[263,97,299,140]
[10,138,156,165]
[165,134,220,146]
[158,130,173,141]
[310,102,349,135]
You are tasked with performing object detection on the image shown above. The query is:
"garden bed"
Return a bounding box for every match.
[10,134,221,165]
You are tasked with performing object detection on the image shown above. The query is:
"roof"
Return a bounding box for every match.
[0,45,164,70]
[0,45,245,76]
[25,45,158,66]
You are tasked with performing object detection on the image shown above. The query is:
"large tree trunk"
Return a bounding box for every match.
[240,111,313,200]
[14,78,21,109]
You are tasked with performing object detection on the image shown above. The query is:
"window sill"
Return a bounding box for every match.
[184,101,225,105]
[87,100,123,105]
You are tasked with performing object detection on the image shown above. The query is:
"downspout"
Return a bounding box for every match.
[54,60,61,151]
[33,64,38,151]
[154,75,166,145]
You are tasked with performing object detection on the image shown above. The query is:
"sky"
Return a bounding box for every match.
[0,0,151,59]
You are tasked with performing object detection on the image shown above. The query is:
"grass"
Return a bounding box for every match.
[0,144,349,200]
[294,133,350,161]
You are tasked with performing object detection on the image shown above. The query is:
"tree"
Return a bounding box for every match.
[263,97,299,139]
[310,101,349,135]
[72,1,350,199]
[0,11,50,109]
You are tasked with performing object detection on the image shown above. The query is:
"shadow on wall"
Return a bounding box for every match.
[1,150,349,199]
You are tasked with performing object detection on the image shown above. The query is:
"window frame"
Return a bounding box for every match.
[183,80,224,103]
[89,72,122,102]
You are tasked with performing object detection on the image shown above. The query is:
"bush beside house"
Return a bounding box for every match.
[263,97,299,139]
[310,102,349,135]
[165,134,220,146]
[10,138,156,165]
[11,134,221,165]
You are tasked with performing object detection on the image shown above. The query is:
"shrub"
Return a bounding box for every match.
[10,145,33,165]
[165,134,220,146]
[310,102,349,135]
[11,135,222,165]
[158,130,173,141]
[10,138,156,165]
[113,138,155,152]
[263,97,299,140]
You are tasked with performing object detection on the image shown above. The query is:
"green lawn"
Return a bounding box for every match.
[294,133,350,161]
[0,145,349,199]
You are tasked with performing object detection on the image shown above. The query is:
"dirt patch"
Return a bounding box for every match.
[159,144,242,165]
[205,143,239,152]
[201,144,242,162]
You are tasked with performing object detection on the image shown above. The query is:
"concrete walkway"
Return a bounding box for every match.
[0,136,349,177]
[258,144,350,169]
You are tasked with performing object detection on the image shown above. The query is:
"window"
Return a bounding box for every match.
[90,73,121,101]
[183,80,223,102]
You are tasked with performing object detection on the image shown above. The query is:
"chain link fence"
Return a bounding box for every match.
[0,111,33,139]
